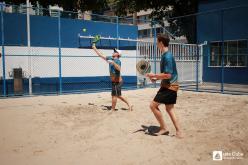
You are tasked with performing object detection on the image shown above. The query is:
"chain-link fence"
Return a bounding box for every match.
[0,3,138,97]
[0,3,248,97]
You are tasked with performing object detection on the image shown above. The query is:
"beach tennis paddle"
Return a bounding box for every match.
[136,59,157,81]
[92,35,101,44]
[136,59,151,75]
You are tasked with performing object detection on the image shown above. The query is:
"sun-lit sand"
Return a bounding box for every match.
[0,88,247,165]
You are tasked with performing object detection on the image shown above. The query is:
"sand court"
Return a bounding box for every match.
[0,88,248,165]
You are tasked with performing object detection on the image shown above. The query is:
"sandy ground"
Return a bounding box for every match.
[0,88,248,165]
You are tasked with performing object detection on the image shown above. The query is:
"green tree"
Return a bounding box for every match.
[4,0,108,12]
[114,0,198,43]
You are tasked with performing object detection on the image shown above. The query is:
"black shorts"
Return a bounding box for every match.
[153,87,177,104]
[111,81,122,96]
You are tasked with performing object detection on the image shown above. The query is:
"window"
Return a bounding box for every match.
[210,42,222,66]
[137,15,150,24]
[210,40,247,67]
[149,27,164,37]
[138,29,151,38]
[156,27,163,35]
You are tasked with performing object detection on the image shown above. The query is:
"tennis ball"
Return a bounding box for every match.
[82,28,87,32]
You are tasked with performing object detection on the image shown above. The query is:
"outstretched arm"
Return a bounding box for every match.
[146,73,171,83]
[92,44,107,61]
[146,73,171,80]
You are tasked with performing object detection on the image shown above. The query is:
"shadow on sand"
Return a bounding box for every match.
[133,125,171,136]
[100,105,129,111]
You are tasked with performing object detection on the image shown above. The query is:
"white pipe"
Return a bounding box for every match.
[79,35,142,42]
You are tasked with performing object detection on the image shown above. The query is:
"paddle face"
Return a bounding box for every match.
[92,35,101,44]
[136,59,151,75]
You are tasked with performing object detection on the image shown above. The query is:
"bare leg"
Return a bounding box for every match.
[112,96,117,111]
[166,104,183,138]
[118,96,133,111]
[150,101,168,135]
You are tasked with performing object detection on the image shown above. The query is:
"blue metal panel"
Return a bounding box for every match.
[198,0,248,84]
[2,13,137,48]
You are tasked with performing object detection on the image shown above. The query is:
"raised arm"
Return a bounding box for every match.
[92,44,107,61]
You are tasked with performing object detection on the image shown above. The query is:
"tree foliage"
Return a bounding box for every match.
[4,0,108,12]
[115,0,198,43]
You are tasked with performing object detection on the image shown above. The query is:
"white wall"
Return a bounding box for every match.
[0,46,137,79]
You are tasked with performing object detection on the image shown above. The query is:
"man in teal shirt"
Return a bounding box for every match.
[92,44,132,112]
[146,34,182,138]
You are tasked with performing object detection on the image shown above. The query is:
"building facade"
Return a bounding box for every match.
[197,0,248,84]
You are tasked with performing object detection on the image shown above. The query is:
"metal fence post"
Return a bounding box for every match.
[1,6,6,96]
[220,10,224,93]
[116,16,119,49]
[27,0,32,95]
[153,21,157,88]
[58,10,62,94]
[196,45,199,92]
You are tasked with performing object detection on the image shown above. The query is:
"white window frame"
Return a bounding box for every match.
[209,39,247,67]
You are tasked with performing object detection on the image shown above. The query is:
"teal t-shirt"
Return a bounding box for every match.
[106,56,121,77]
[160,51,178,84]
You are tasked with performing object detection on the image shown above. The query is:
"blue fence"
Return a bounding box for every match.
[0,4,140,97]
[1,2,248,97]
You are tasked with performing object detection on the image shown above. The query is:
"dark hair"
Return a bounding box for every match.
[157,34,170,47]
